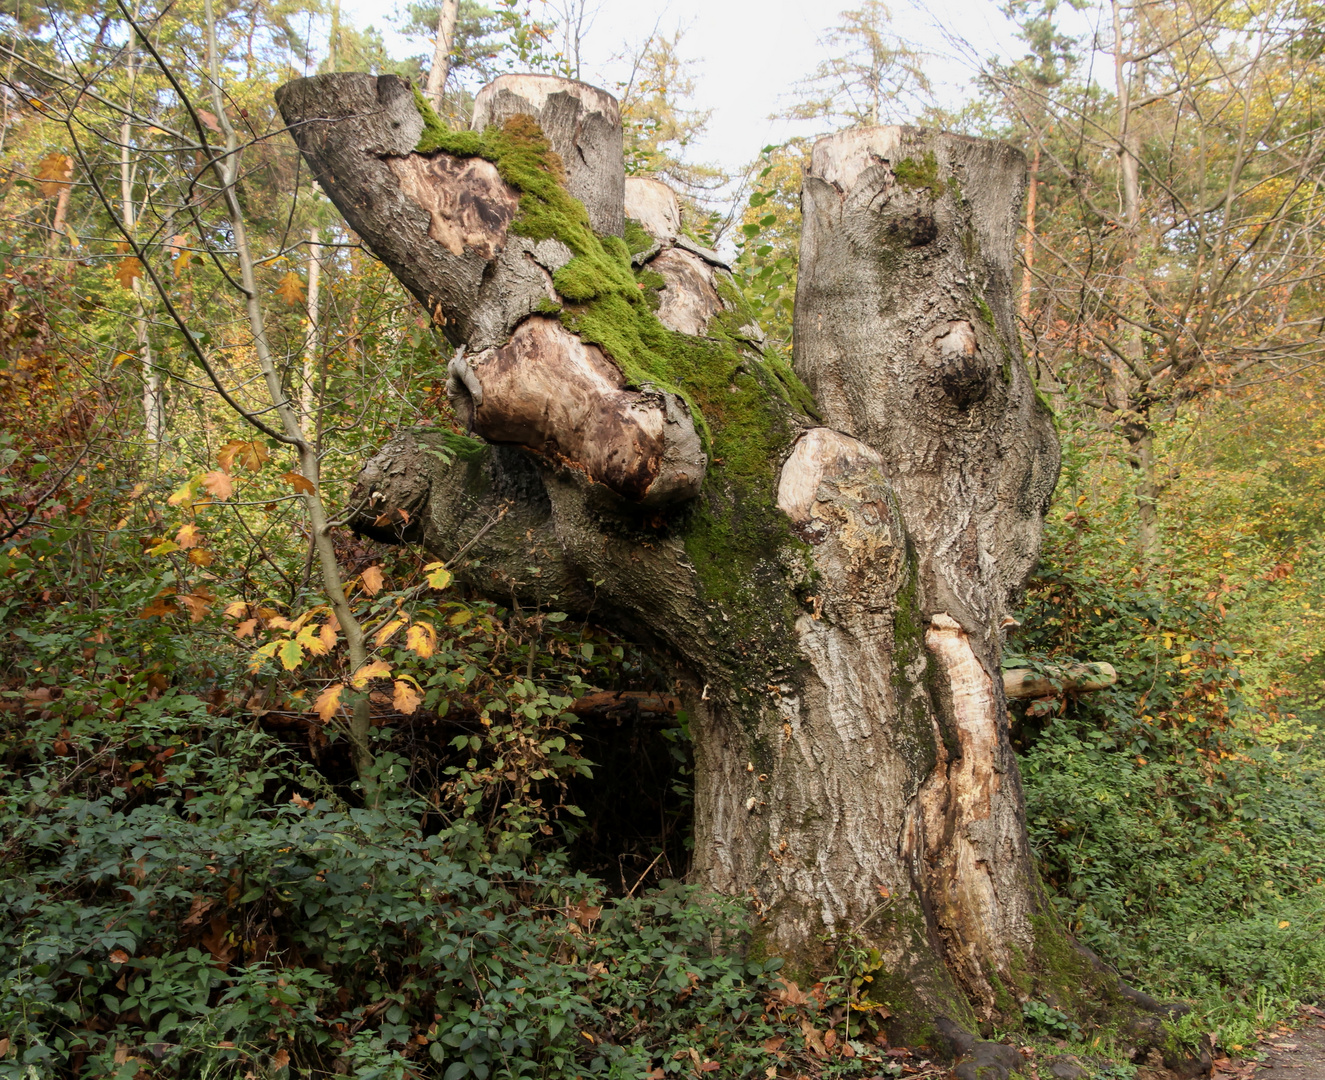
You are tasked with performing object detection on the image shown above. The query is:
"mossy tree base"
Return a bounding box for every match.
[274,72,1200,1072]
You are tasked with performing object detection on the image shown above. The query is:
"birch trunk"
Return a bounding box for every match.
[275,71,1189,1065]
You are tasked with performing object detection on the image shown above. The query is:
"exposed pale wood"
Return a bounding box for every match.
[1003,661,1118,699]
[459,316,706,504]
[276,72,705,505]
[624,176,680,240]
[472,74,625,237]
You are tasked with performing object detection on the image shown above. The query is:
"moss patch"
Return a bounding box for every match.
[408,95,815,694]
[894,151,945,200]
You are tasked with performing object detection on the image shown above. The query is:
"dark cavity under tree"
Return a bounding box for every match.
[275,71,1189,1063]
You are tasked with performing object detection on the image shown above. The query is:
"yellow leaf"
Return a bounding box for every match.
[405,622,437,659]
[318,622,337,654]
[374,619,405,647]
[296,622,334,657]
[392,679,422,715]
[187,548,214,567]
[114,256,143,290]
[278,638,304,671]
[424,562,453,590]
[351,659,391,688]
[148,539,180,556]
[1279,920,1291,929]
[166,478,197,507]
[224,600,248,618]
[64,224,80,248]
[361,565,385,596]
[447,609,473,627]
[313,684,344,722]
[200,471,233,499]
[175,523,201,549]
[280,470,316,494]
[274,270,305,306]
[266,615,293,630]
[35,152,73,197]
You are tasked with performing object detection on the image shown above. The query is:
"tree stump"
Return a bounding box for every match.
[275,72,1177,1059]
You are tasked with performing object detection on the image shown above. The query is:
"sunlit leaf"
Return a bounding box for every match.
[217,440,269,473]
[224,601,248,618]
[275,270,305,306]
[35,152,73,197]
[374,619,406,647]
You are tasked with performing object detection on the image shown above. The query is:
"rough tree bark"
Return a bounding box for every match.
[275,72,1191,1066]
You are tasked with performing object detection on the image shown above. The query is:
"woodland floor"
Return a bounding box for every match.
[1215,1008,1325,1080]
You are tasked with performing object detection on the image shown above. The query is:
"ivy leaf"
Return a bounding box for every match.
[274,270,305,306]
[313,684,344,722]
[277,638,304,671]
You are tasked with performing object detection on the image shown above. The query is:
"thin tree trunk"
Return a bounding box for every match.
[424,0,459,110]
[301,227,322,431]
[204,0,376,796]
[118,47,164,449]
[1111,0,1158,562]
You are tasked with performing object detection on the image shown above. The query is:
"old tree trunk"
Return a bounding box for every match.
[275,73,1184,1064]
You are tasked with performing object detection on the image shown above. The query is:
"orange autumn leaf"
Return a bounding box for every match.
[392,679,422,715]
[234,618,258,639]
[175,523,201,549]
[313,684,344,722]
[280,470,315,494]
[274,270,305,306]
[187,548,214,567]
[200,471,233,499]
[350,658,391,688]
[114,257,143,290]
[360,565,385,596]
[405,621,437,659]
[35,152,74,196]
[374,619,405,647]
[217,439,269,473]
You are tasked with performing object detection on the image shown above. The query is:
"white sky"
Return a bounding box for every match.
[343,0,1038,176]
